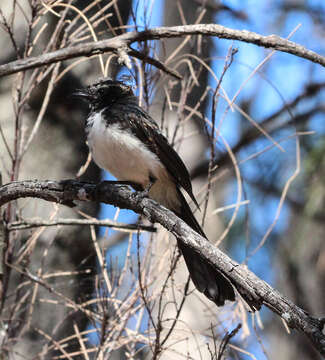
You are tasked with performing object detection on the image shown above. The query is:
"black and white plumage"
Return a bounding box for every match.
[74,78,236,306]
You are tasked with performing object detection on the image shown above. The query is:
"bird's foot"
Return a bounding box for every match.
[131,176,156,202]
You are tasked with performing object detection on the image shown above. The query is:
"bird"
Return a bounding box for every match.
[73,78,236,306]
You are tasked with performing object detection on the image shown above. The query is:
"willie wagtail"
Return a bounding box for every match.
[74,78,236,306]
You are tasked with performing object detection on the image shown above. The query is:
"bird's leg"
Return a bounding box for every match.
[131,175,156,201]
[143,175,156,195]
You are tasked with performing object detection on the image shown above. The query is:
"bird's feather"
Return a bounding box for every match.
[101,102,200,209]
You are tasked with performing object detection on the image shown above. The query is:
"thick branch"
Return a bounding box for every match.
[0,24,324,77]
[0,179,324,355]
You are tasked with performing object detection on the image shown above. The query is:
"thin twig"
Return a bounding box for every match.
[8,218,156,232]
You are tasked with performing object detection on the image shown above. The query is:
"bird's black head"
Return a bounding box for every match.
[73,78,134,111]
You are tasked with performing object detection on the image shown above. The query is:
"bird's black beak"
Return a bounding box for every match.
[71,90,91,101]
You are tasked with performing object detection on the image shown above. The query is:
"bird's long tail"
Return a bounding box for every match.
[175,188,235,306]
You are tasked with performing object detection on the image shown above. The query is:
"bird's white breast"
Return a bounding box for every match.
[86,111,180,210]
[87,112,157,183]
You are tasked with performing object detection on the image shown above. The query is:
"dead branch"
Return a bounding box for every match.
[7,218,156,232]
[0,179,324,356]
[0,24,324,77]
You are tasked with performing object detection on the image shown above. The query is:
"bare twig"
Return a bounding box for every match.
[128,47,182,79]
[8,218,156,232]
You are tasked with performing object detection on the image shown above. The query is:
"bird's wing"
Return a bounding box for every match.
[109,103,200,209]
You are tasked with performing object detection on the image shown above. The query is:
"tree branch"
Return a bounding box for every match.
[0,179,324,355]
[0,24,324,77]
[7,218,156,232]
